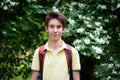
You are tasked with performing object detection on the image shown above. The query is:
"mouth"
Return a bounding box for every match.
[52,33,58,37]
[53,34,58,37]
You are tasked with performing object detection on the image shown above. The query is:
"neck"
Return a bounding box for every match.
[48,39,62,49]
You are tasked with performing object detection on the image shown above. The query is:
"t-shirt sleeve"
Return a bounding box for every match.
[72,47,81,70]
[31,48,40,71]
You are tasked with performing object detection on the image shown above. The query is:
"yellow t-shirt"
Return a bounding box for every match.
[31,41,81,80]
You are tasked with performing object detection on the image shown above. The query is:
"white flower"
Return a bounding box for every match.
[107,76,111,80]
[65,29,69,33]
[103,30,107,34]
[118,71,120,75]
[14,2,19,6]
[52,7,59,12]
[32,0,37,2]
[96,56,100,59]
[79,3,86,8]
[3,5,8,10]
[80,45,85,49]
[98,16,102,19]
[82,16,86,19]
[104,19,109,22]
[84,38,90,44]
[11,22,15,25]
[118,33,120,40]
[68,18,75,25]
[98,5,107,9]
[92,46,103,54]
[73,39,81,45]
[99,26,103,31]
[96,47,102,54]
[114,61,118,64]
[95,38,105,44]
[101,63,107,66]
[106,40,109,45]
[78,15,82,19]
[106,35,111,39]
[101,5,107,9]
[110,57,113,61]
[116,3,120,9]
[96,26,103,32]
[69,7,73,11]
[89,33,94,39]
[75,46,80,50]
[83,52,87,55]
[108,64,113,68]
[77,28,85,33]
[94,71,98,75]
[87,24,92,28]
[112,70,117,74]
[2,31,6,34]
[95,22,101,26]
[10,1,16,6]
[1,2,4,6]
[6,0,11,2]
[71,2,77,6]
[19,17,22,20]
[13,28,16,31]
[86,17,91,20]
[115,63,120,67]
[94,30,100,36]
[84,20,89,24]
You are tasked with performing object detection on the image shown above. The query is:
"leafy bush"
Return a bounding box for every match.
[0,0,120,80]
[53,0,120,80]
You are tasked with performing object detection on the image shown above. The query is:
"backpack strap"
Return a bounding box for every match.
[65,44,73,80]
[38,45,46,80]
[38,44,73,80]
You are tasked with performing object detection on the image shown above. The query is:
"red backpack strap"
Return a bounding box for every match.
[65,44,72,70]
[38,45,46,80]
[65,44,73,80]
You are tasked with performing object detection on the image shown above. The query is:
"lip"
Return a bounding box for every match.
[52,33,58,37]
[53,34,58,37]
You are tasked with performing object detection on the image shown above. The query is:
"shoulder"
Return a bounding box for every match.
[71,46,79,54]
[66,44,78,55]
[34,45,46,54]
[35,47,40,52]
[33,47,40,55]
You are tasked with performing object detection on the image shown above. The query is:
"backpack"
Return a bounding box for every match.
[38,44,73,80]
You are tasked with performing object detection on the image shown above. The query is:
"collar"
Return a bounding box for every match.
[44,40,67,50]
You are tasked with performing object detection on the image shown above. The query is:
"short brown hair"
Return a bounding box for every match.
[45,11,66,28]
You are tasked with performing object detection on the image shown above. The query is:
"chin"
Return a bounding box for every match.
[51,38,59,41]
[52,39,58,41]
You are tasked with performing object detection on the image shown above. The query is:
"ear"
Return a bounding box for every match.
[45,26,48,32]
[62,27,66,32]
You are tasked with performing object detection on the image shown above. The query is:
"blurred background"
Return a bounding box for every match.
[0,0,120,80]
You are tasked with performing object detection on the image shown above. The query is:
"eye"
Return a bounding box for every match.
[49,25,54,28]
[57,25,62,29]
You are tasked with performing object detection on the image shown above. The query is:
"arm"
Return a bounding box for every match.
[31,71,38,80]
[31,48,40,80]
[72,47,81,80]
[73,71,80,80]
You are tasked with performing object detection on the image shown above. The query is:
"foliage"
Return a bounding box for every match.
[94,54,120,80]
[52,0,120,79]
[0,0,48,79]
[0,0,120,80]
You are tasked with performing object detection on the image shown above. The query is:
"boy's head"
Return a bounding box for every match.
[45,11,66,29]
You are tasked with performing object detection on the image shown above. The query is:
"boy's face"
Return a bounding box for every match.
[45,19,65,41]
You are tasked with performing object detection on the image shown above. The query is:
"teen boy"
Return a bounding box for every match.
[31,11,81,80]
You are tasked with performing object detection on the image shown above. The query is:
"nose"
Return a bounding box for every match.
[53,26,57,32]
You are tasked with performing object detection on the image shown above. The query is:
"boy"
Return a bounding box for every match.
[31,11,81,80]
